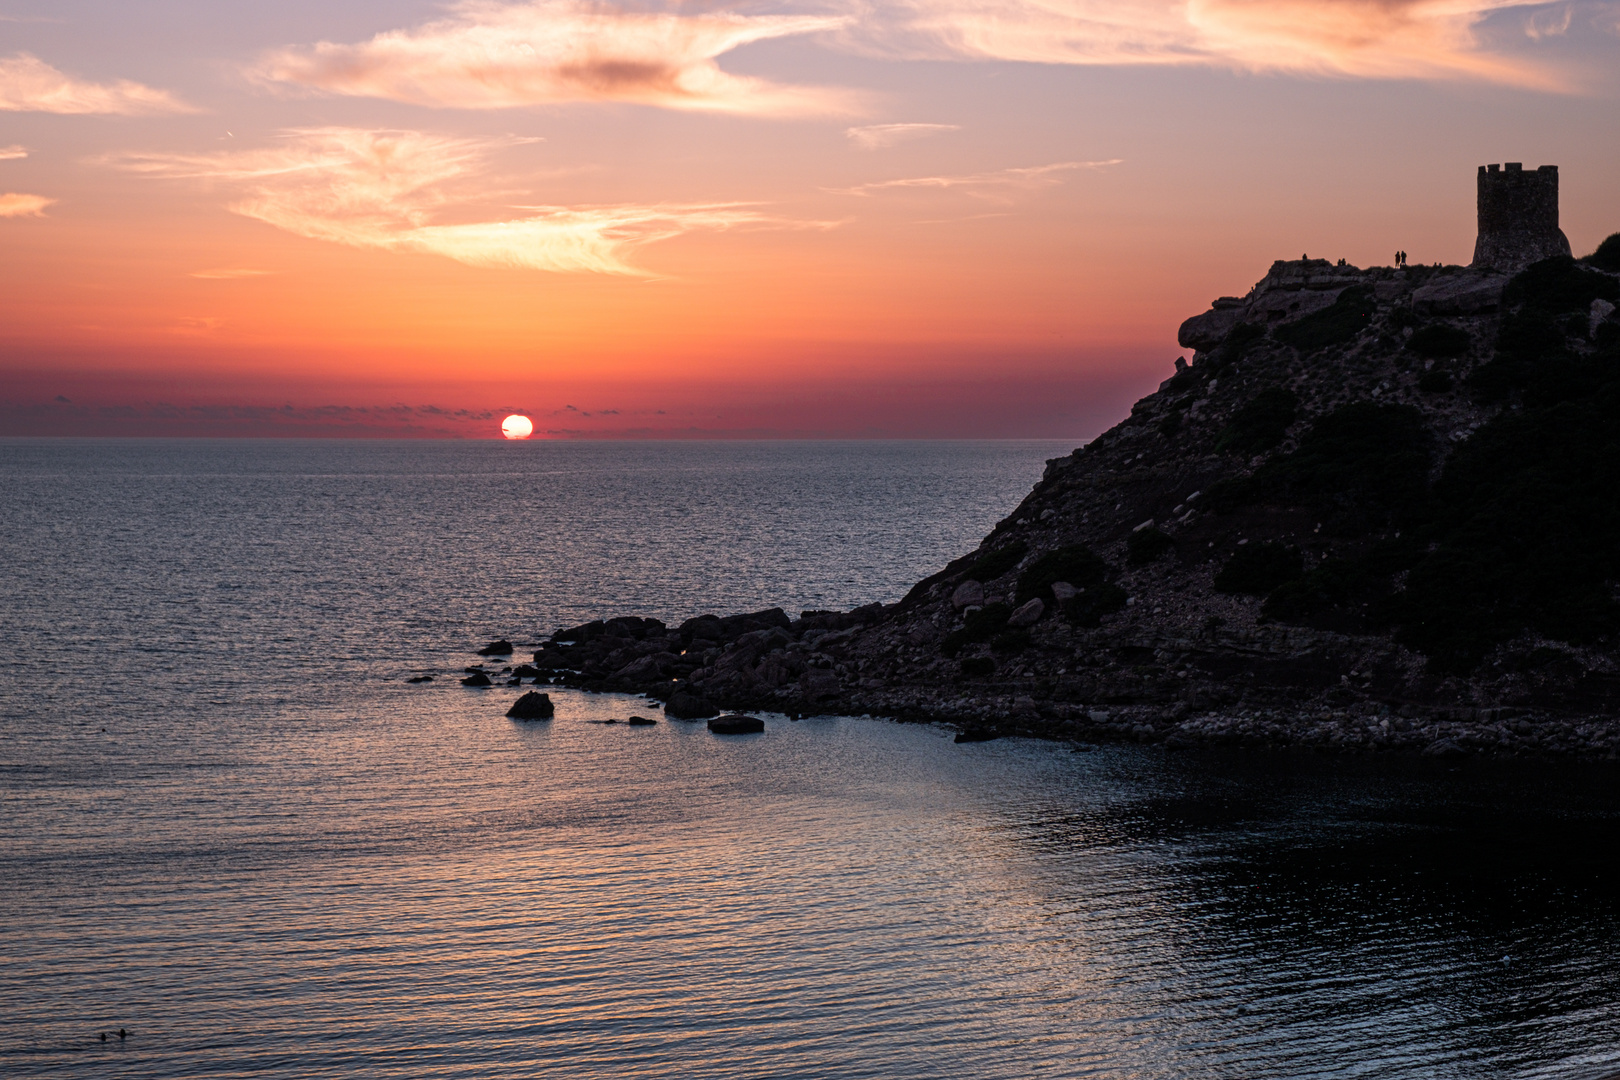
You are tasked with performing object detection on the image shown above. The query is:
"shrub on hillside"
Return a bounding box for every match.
[1016,544,1110,603]
[1207,403,1431,533]
[1274,286,1376,350]
[969,542,1026,582]
[1503,256,1619,313]
[1127,526,1175,565]
[1417,368,1454,393]
[1384,367,1620,671]
[1407,324,1471,358]
[1215,388,1298,456]
[959,656,996,678]
[1013,544,1128,626]
[941,602,1012,657]
[1586,232,1620,272]
[991,630,1032,655]
[1214,542,1303,595]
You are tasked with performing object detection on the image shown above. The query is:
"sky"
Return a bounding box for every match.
[2,0,1617,438]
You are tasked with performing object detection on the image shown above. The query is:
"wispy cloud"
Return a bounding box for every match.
[189,268,278,279]
[846,122,959,148]
[110,128,794,275]
[1523,3,1573,38]
[0,144,27,160]
[846,0,1571,89]
[0,52,197,114]
[828,159,1121,200]
[0,192,53,216]
[254,0,858,116]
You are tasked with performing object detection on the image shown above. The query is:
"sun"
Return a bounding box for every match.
[500,414,534,439]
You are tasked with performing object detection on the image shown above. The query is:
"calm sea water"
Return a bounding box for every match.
[3,438,1619,1080]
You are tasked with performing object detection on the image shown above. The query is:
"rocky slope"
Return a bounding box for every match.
[514,240,1620,759]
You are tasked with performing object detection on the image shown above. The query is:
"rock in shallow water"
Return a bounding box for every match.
[708,715,764,734]
[477,639,514,656]
[627,715,657,726]
[666,691,720,719]
[506,691,554,719]
[461,672,492,687]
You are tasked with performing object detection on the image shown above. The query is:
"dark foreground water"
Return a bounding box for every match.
[2,438,1619,1080]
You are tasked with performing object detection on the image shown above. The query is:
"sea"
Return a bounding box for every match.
[2,437,1619,1079]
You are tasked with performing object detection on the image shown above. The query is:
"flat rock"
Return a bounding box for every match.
[709,714,764,734]
[1411,272,1505,315]
[950,580,985,610]
[506,691,554,719]
[627,715,657,726]
[1007,597,1045,628]
[1423,738,1466,758]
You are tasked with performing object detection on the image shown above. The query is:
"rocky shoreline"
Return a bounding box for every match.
[459,603,1620,760]
[449,235,1620,763]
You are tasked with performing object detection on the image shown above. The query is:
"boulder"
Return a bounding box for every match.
[951,580,985,610]
[506,691,554,719]
[461,672,492,687]
[610,653,676,683]
[709,714,765,734]
[477,639,514,656]
[1592,298,1617,337]
[1007,597,1045,628]
[1246,286,1343,324]
[627,715,657,726]
[1423,738,1466,758]
[511,664,540,680]
[1177,307,1246,351]
[1050,581,1078,602]
[665,691,720,719]
[799,668,842,701]
[755,652,803,687]
[1411,272,1505,315]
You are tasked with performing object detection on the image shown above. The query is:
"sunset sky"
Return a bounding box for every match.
[2,0,1617,437]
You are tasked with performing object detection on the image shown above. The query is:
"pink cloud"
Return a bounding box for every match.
[849,0,1571,88]
[0,192,54,217]
[0,53,197,114]
[110,128,816,275]
[255,1,859,116]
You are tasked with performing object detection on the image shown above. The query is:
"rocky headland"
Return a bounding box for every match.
[481,213,1620,761]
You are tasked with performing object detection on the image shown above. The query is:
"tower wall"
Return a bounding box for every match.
[1471,163,1571,271]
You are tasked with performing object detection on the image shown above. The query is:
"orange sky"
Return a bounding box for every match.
[3,0,1618,437]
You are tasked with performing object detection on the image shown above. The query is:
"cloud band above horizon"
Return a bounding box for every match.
[109,128,804,275]
[255,0,859,115]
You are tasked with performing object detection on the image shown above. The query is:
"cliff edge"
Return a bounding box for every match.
[529,233,1620,759]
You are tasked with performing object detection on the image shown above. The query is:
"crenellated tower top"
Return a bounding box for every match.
[1472,163,1571,271]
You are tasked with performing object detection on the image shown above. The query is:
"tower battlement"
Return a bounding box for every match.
[1472,163,1570,271]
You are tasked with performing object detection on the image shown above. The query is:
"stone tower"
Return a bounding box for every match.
[1471,163,1570,272]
